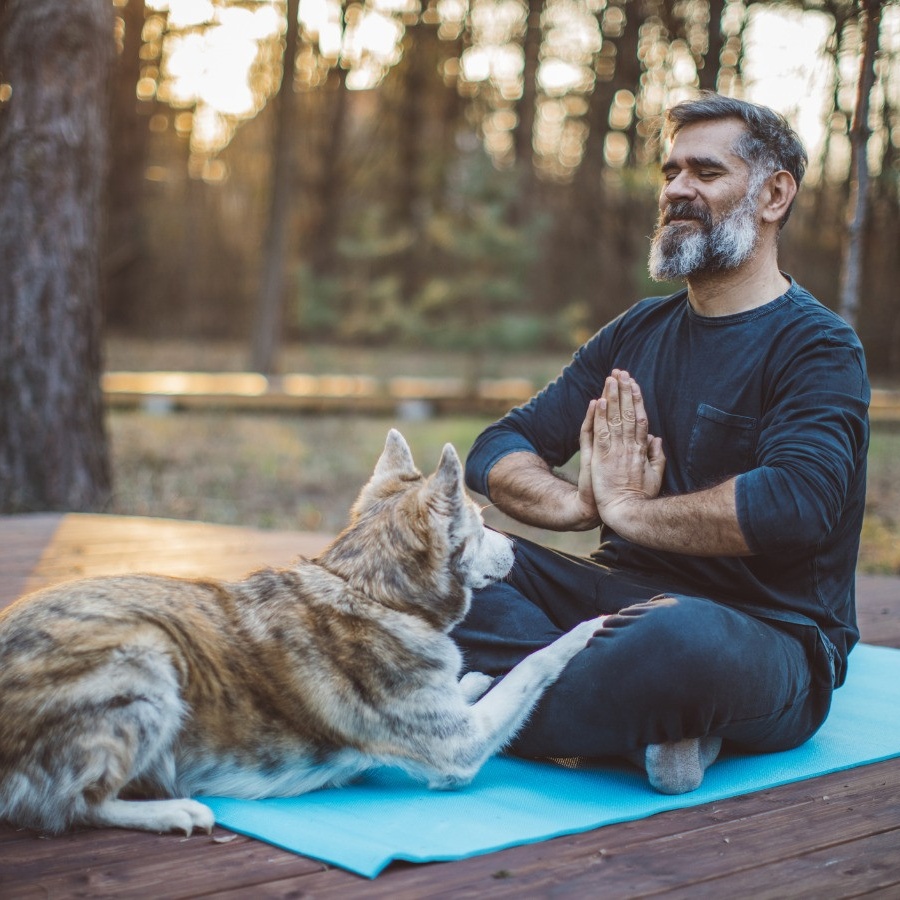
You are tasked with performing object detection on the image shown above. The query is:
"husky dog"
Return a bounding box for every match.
[0,430,605,836]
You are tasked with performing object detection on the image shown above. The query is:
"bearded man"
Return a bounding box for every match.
[452,93,870,794]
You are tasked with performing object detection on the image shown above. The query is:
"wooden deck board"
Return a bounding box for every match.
[1,512,898,898]
[0,514,330,607]
[288,762,900,898]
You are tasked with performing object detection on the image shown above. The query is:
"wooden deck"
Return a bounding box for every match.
[1,512,899,898]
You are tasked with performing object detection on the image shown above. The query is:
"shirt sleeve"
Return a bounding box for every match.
[735,330,869,554]
[464,330,613,499]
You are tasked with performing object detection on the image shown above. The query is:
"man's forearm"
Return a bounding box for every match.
[486,452,602,532]
[600,477,753,557]
[490,452,752,554]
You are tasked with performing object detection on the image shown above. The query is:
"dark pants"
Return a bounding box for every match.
[451,536,833,758]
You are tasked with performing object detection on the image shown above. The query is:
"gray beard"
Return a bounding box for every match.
[648,191,760,282]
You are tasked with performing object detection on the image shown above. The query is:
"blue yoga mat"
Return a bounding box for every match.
[201,643,900,878]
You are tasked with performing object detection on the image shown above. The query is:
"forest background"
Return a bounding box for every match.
[1,0,899,570]
[98,0,900,371]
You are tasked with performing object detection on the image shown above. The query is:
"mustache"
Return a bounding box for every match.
[662,201,713,227]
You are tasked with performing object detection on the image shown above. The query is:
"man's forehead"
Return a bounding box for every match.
[662,118,748,166]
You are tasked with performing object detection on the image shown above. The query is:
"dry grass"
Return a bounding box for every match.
[106,410,600,557]
[103,337,900,574]
[106,408,900,575]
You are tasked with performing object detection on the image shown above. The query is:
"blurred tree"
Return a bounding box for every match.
[394,18,436,300]
[839,0,883,328]
[106,0,152,329]
[699,0,726,91]
[511,0,543,220]
[308,48,350,279]
[546,0,647,322]
[92,0,900,374]
[251,0,301,373]
[0,0,112,512]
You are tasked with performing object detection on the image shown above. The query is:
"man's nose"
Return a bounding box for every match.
[662,172,696,203]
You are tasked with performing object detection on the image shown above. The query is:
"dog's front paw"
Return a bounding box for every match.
[568,615,609,645]
[543,615,608,665]
[459,671,494,702]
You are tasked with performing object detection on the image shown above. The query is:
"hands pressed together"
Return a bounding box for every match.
[576,370,666,531]
[489,366,745,553]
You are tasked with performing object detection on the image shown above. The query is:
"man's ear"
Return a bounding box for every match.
[759,170,797,226]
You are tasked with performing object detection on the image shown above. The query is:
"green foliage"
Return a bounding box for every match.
[292,151,586,353]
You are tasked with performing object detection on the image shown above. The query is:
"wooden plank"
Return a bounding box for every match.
[856,574,900,646]
[1,514,331,606]
[281,760,900,898]
[0,514,62,610]
[0,827,326,898]
[99,373,900,420]
[869,388,900,422]
[532,775,900,899]
[667,830,900,899]
[845,886,900,900]
[100,371,536,417]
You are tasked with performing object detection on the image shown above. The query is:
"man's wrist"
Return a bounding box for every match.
[543,482,601,532]
[596,495,645,539]
[570,499,603,532]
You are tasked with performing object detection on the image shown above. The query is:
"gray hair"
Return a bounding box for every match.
[664,92,808,226]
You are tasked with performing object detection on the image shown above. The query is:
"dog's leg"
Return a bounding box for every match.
[469,615,607,744]
[85,797,215,835]
[2,648,187,834]
[430,616,607,788]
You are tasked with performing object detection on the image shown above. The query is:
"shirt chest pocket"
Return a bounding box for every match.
[687,404,758,488]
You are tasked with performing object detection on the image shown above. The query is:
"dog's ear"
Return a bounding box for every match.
[350,430,420,519]
[427,442,465,507]
[372,429,418,481]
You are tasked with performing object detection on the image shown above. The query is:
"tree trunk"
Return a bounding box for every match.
[511,0,542,222]
[309,65,349,278]
[514,0,542,167]
[0,0,113,513]
[838,0,882,329]
[616,0,643,167]
[699,0,725,91]
[251,0,301,374]
[106,0,152,329]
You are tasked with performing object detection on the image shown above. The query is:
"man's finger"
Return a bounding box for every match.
[617,372,637,438]
[580,399,597,458]
[647,435,667,487]
[631,378,649,445]
[603,376,622,433]
[595,396,612,452]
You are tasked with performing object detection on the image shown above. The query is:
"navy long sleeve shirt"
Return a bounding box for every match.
[466,280,870,687]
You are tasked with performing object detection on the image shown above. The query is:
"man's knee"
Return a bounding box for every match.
[595,594,752,701]
[601,594,721,653]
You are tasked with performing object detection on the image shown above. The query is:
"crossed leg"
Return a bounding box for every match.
[452,536,832,792]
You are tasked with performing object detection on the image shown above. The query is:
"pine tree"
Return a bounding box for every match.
[0,0,112,512]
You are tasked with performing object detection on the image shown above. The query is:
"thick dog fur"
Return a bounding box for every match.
[0,430,605,835]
